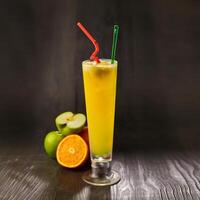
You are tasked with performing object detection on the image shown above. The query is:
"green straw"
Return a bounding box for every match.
[111,25,119,64]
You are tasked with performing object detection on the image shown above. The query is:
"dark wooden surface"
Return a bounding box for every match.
[0,131,200,200]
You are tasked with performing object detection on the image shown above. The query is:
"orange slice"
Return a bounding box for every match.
[56,134,89,168]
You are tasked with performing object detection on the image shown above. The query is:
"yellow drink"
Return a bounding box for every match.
[82,59,117,157]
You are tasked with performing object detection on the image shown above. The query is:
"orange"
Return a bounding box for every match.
[56,134,89,168]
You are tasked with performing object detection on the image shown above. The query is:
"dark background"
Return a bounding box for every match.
[1,0,200,151]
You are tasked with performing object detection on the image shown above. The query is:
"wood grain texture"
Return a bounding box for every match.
[1,150,200,200]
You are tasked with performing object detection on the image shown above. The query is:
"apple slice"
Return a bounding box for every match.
[55,112,73,132]
[67,113,86,133]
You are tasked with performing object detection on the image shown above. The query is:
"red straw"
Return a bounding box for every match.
[77,22,100,63]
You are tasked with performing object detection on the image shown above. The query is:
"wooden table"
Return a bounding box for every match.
[0,131,200,200]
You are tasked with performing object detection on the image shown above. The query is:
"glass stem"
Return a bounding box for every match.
[91,160,112,178]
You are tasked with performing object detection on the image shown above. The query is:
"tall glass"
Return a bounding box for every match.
[82,59,120,186]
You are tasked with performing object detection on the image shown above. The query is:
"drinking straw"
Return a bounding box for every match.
[111,25,119,64]
[77,22,100,63]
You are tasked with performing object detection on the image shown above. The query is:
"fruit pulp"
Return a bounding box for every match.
[82,59,117,157]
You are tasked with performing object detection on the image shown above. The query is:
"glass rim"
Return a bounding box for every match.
[82,59,118,65]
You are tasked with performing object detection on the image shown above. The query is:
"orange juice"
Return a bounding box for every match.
[82,59,117,157]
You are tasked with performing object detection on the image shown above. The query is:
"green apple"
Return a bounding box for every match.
[67,113,86,133]
[55,112,73,132]
[44,131,63,158]
[61,126,71,136]
[56,112,86,134]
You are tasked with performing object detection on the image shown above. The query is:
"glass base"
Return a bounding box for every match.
[82,170,120,186]
[82,157,121,186]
